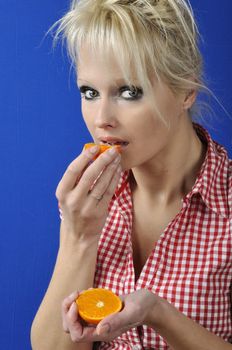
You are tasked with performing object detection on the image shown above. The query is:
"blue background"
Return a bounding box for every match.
[0,1,231,349]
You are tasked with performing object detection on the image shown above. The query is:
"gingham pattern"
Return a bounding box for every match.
[93,124,232,350]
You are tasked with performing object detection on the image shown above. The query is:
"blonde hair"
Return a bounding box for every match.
[52,0,211,119]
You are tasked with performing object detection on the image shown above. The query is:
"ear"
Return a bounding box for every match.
[183,89,197,110]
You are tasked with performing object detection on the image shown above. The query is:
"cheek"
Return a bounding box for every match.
[130,111,171,159]
[81,104,94,130]
[133,107,164,137]
[81,102,89,120]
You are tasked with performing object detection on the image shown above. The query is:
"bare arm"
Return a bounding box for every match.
[31,231,98,350]
[31,145,122,350]
[149,295,232,350]
[62,290,232,349]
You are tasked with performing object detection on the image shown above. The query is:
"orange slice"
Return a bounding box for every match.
[84,143,121,159]
[76,288,122,325]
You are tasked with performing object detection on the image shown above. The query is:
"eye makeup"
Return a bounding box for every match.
[119,85,143,100]
[78,84,143,101]
[79,85,99,100]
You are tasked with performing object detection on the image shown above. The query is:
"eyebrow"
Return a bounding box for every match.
[77,78,93,85]
[77,79,92,89]
[77,78,139,88]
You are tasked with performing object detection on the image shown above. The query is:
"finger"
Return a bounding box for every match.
[67,301,79,323]
[62,291,80,314]
[78,163,122,213]
[56,145,99,200]
[70,147,121,199]
[87,157,121,202]
[66,303,98,343]
[62,291,79,331]
[96,307,139,337]
[65,302,83,341]
[100,163,122,203]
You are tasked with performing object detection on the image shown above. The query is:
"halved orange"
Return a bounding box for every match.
[84,143,121,159]
[76,288,122,325]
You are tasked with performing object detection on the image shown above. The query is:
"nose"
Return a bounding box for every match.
[94,97,118,129]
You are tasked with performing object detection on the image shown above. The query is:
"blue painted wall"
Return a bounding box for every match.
[0,1,231,349]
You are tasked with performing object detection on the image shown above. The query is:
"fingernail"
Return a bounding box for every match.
[89,145,99,154]
[71,302,77,311]
[97,323,110,336]
[71,290,79,299]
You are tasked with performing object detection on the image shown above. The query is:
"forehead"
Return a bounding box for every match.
[77,44,138,84]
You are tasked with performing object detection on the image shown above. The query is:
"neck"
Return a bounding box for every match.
[130,120,206,206]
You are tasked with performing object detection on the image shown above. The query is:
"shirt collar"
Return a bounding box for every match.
[113,123,231,219]
[185,123,230,218]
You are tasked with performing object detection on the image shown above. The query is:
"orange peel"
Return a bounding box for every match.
[84,143,121,159]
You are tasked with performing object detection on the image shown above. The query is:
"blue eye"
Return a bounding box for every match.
[79,84,143,101]
[79,86,99,100]
[120,86,143,100]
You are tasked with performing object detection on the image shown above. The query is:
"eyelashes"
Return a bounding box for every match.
[119,86,143,100]
[79,85,143,101]
[79,86,99,100]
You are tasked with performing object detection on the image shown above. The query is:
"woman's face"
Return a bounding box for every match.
[77,45,190,170]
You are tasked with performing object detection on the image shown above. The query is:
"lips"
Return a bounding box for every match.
[99,137,129,147]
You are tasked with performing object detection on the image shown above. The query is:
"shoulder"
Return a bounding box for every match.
[229,158,232,181]
[194,123,232,217]
[213,142,232,217]
[229,159,232,209]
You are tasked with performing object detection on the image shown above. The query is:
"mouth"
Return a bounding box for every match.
[100,139,129,147]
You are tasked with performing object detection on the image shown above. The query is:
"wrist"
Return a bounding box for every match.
[146,294,169,329]
[59,222,100,250]
[58,227,99,269]
[56,233,98,279]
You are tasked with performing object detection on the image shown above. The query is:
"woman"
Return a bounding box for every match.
[31,0,232,349]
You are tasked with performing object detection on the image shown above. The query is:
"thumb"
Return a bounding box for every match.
[96,309,131,336]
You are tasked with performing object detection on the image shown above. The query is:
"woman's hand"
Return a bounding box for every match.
[56,145,121,243]
[62,290,232,350]
[61,289,157,343]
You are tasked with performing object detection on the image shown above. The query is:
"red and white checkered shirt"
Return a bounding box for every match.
[93,124,232,349]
